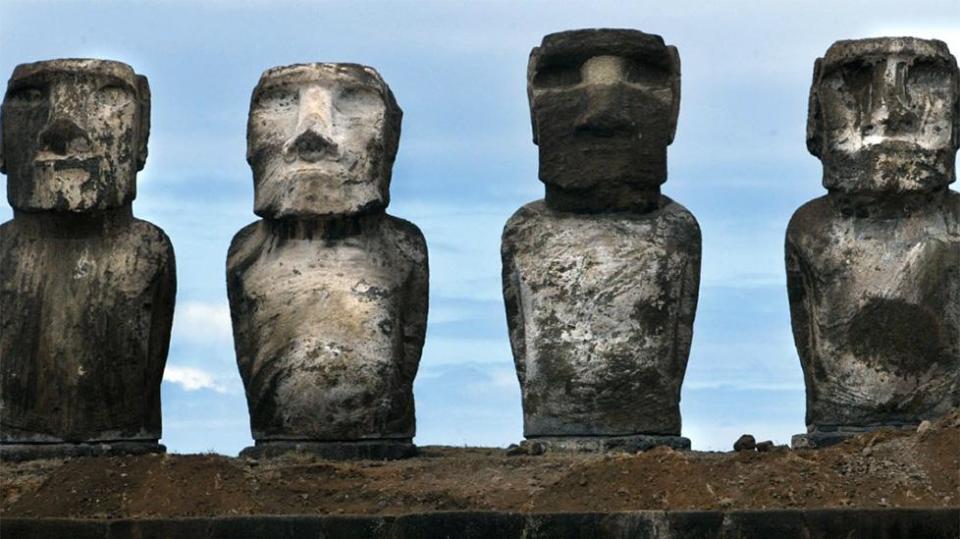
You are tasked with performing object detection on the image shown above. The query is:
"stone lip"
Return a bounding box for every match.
[3,509,957,539]
[0,442,164,463]
[240,440,416,460]
[527,434,691,453]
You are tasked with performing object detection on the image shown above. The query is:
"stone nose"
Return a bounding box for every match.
[38,117,91,156]
[574,86,637,137]
[284,126,338,163]
[864,60,920,136]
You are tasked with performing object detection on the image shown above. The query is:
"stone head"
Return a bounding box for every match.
[247,63,402,218]
[1,59,150,212]
[807,37,959,193]
[527,29,681,193]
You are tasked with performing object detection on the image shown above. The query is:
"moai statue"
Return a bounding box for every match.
[228,63,427,459]
[0,59,175,460]
[501,29,701,453]
[788,38,960,448]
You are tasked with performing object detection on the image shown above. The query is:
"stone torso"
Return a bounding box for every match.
[786,191,960,428]
[227,214,427,441]
[502,197,701,437]
[0,216,175,442]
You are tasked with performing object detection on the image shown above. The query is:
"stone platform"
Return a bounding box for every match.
[791,424,918,449]
[4,508,958,539]
[240,440,417,460]
[0,441,165,462]
[528,434,690,453]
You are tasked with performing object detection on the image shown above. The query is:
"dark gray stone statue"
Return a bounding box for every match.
[0,59,175,460]
[788,38,960,448]
[228,64,427,459]
[501,30,701,453]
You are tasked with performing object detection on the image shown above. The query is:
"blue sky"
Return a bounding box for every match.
[1,0,957,453]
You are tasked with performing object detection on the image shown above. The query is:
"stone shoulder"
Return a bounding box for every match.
[502,197,701,245]
[227,220,265,271]
[129,218,175,260]
[381,213,428,266]
[786,195,831,248]
[657,196,701,243]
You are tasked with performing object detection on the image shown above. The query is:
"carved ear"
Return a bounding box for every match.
[135,75,151,171]
[0,110,5,175]
[667,45,681,145]
[527,47,540,145]
[806,58,823,158]
[953,69,959,151]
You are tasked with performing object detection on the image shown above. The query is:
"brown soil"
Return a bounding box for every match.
[2,412,958,519]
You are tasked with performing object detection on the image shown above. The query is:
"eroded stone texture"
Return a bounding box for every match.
[788,38,960,447]
[228,64,427,458]
[502,30,701,449]
[0,59,175,457]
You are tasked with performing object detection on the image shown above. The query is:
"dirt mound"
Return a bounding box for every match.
[2,412,957,518]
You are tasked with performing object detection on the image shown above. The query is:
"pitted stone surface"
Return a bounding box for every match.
[503,199,700,436]
[788,37,960,435]
[0,59,174,450]
[229,64,427,451]
[503,29,700,444]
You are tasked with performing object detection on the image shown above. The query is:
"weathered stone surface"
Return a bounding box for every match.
[787,38,960,441]
[228,64,427,454]
[0,59,175,452]
[502,29,700,446]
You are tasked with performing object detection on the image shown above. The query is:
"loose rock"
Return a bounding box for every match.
[734,435,757,452]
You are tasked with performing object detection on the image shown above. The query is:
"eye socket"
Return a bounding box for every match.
[623,59,671,86]
[906,59,952,87]
[95,84,133,108]
[533,64,582,89]
[837,60,874,94]
[253,87,299,113]
[6,86,45,105]
[336,86,383,117]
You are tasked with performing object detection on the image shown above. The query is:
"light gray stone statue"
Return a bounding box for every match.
[0,59,175,460]
[228,63,427,459]
[788,37,960,448]
[501,29,701,453]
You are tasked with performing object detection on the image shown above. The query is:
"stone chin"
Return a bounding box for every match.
[253,168,388,219]
[822,145,955,194]
[9,157,134,212]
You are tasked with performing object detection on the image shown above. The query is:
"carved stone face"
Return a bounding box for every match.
[247,63,402,218]
[808,38,959,193]
[527,29,680,192]
[1,59,150,212]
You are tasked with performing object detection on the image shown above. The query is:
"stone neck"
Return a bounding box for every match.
[544,184,661,214]
[264,210,385,240]
[12,205,134,238]
[827,187,950,219]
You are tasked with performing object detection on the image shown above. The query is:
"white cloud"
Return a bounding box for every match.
[172,301,233,344]
[163,365,231,394]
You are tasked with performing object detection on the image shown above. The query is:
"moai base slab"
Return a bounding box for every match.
[0,60,174,460]
[502,30,700,453]
[788,38,960,449]
[228,64,427,459]
[0,442,166,463]
[239,440,416,460]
